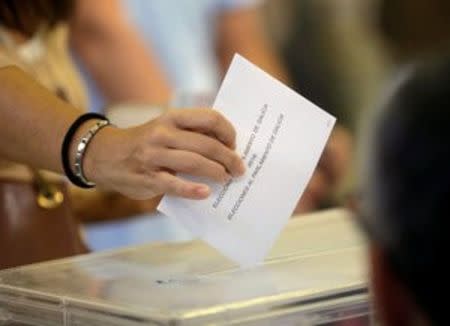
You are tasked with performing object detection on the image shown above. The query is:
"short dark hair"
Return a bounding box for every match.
[0,0,74,37]
[364,55,450,325]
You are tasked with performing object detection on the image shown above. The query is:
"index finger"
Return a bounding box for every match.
[166,109,236,149]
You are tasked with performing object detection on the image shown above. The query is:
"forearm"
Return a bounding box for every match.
[0,66,245,201]
[70,0,171,105]
[218,7,290,84]
[0,66,81,173]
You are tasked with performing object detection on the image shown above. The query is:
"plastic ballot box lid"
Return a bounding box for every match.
[0,209,371,325]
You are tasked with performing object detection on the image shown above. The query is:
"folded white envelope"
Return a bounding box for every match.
[158,54,336,267]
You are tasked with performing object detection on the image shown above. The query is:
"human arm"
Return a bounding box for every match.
[69,0,171,105]
[294,125,353,214]
[0,66,244,200]
[0,66,82,173]
[216,5,353,213]
[216,4,290,84]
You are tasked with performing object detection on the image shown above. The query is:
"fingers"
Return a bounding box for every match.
[319,126,352,185]
[293,193,317,215]
[165,109,237,149]
[294,171,330,215]
[306,171,330,203]
[153,171,211,199]
[165,129,245,177]
[119,109,244,201]
[153,149,232,183]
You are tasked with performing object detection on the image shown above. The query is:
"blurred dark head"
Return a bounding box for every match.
[362,56,450,325]
[379,0,450,61]
[0,0,74,37]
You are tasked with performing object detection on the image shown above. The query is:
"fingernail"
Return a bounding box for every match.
[195,185,210,197]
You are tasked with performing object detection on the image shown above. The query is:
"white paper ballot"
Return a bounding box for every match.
[158,54,336,267]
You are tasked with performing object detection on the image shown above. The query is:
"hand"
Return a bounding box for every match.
[294,170,328,214]
[318,125,353,186]
[293,125,353,215]
[83,109,245,200]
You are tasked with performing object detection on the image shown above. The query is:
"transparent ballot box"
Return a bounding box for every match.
[0,209,371,325]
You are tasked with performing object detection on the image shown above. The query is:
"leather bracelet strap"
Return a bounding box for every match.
[61,113,108,188]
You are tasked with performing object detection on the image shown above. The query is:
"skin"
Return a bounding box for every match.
[68,1,352,215]
[0,66,245,201]
[216,6,290,84]
[216,7,352,214]
[70,0,171,106]
[294,125,353,214]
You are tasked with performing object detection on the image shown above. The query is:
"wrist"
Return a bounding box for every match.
[68,119,103,170]
[62,113,111,188]
[81,124,123,187]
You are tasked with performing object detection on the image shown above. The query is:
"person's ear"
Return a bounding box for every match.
[369,244,416,326]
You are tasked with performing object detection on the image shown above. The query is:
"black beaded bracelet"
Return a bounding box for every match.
[61,113,108,188]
